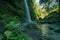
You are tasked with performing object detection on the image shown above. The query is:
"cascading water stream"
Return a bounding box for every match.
[21,0,38,31]
[24,0,32,23]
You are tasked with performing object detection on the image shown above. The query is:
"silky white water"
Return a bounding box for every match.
[24,0,32,23]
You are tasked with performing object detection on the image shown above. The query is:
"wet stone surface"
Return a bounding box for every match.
[24,24,42,40]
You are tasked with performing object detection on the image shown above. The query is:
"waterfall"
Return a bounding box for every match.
[24,0,32,23]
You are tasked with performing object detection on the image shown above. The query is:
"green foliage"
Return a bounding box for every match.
[0,0,26,22]
[0,35,3,40]
[4,21,32,40]
[18,32,32,40]
[5,22,20,30]
[0,11,20,22]
[44,12,60,21]
[4,30,13,37]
